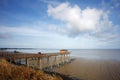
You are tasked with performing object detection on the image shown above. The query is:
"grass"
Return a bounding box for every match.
[0,58,62,80]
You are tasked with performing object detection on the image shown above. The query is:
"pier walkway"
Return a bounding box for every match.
[0,50,70,69]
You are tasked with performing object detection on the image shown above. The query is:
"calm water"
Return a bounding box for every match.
[70,49,120,60]
[2,49,120,61]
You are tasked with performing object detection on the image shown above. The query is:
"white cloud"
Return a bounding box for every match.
[0,25,56,37]
[0,26,39,34]
[47,2,118,39]
[48,2,103,31]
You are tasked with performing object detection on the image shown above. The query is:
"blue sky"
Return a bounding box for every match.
[0,0,120,49]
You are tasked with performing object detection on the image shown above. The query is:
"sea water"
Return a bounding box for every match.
[2,49,120,61]
[70,49,120,61]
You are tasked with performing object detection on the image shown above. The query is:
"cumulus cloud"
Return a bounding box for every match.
[47,2,118,39]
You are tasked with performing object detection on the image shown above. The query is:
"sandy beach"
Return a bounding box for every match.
[54,58,120,80]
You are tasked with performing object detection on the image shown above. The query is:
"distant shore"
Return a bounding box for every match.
[54,58,120,80]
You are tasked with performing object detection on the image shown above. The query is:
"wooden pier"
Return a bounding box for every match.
[0,50,70,70]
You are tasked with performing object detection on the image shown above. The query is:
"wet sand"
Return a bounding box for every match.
[54,58,120,80]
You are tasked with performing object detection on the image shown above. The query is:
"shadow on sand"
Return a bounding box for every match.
[44,58,83,80]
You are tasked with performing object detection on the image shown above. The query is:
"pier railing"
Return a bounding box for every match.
[0,51,70,69]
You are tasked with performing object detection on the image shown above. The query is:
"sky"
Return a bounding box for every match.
[0,0,120,49]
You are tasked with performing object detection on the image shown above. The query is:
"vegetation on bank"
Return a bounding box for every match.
[0,58,62,80]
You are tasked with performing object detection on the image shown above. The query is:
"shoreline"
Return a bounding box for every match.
[44,71,81,80]
[40,58,81,80]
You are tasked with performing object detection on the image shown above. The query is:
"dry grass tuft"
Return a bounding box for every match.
[0,58,62,80]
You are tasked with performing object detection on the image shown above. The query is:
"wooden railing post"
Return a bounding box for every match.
[50,56,52,69]
[25,58,29,67]
[38,57,42,69]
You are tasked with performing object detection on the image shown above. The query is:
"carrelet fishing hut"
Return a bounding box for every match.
[60,49,69,54]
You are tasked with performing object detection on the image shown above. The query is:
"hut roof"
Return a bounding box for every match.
[60,49,68,51]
